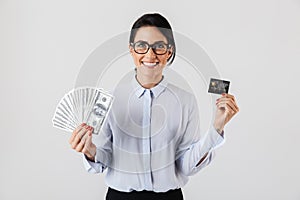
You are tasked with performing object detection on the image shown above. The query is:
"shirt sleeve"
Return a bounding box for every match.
[82,114,113,174]
[175,95,226,176]
[82,154,106,173]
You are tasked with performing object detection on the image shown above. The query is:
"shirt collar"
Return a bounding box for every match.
[131,74,168,98]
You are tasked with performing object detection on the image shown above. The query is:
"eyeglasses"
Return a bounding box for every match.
[130,41,171,55]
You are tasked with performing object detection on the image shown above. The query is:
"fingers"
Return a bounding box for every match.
[70,124,93,151]
[216,98,239,113]
[216,100,238,115]
[85,131,93,147]
[75,129,92,152]
[221,93,236,103]
[72,126,89,147]
[70,126,86,149]
[69,123,86,144]
[82,131,93,156]
[216,94,240,115]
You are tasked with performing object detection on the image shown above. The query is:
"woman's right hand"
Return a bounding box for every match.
[69,123,96,161]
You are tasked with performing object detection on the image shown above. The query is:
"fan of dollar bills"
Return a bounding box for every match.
[52,87,114,135]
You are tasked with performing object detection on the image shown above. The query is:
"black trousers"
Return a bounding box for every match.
[106,187,184,200]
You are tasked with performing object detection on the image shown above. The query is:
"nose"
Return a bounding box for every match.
[144,47,157,59]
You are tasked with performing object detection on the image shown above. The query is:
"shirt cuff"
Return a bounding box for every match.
[192,126,226,168]
[209,126,226,149]
[82,154,106,173]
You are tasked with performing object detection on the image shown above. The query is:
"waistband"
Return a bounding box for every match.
[106,187,183,200]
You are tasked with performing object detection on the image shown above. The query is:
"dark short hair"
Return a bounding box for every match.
[129,13,176,66]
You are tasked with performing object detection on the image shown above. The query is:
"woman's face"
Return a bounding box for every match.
[129,26,172,80]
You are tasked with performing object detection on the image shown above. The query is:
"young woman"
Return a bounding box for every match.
[69,13,239,200]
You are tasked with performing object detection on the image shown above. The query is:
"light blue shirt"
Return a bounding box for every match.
[83,73,225,192]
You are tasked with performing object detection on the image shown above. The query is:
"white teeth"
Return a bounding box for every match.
[142,62,158,67]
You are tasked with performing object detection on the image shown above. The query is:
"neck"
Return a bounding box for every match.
[135,73,163,89]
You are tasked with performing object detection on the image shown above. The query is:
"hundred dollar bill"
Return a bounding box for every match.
[86,90,113,134]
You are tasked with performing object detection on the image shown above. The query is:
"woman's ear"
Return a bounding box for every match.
[129,44,134,55]
[167,46,173,59]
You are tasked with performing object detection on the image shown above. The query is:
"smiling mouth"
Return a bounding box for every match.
[142,61,159,68]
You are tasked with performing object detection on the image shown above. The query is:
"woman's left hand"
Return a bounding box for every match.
[214,93,239,133]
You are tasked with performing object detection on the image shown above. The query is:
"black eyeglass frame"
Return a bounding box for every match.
[130,41,172,55]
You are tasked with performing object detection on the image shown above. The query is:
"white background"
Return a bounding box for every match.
[1,0,300,199]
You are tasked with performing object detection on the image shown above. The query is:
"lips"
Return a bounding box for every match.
[142,61,159,68]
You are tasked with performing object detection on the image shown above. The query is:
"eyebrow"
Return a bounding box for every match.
[134,40,167,44]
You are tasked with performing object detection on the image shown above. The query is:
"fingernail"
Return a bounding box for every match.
[222,93,225,96]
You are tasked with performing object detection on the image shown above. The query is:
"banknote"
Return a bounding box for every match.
[52,87,114,134]
[86,90,113,134]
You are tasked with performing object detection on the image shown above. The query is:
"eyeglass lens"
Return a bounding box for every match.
[134,41,168,55]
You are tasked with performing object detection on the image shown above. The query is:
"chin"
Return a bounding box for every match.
[138,67,161,76]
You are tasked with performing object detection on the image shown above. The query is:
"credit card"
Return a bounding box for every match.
[208,78,230,94]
